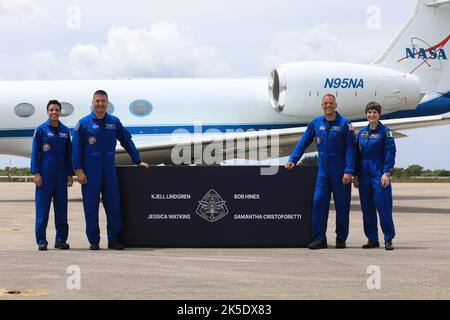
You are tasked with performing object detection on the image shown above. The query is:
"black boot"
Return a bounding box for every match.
[38,244,47,251]
[362,240,380,249]
[89,243,100,250]
[385,241,394,251]
[335,240,346,249]
[54,242,70,250]
[108,242,125,250]
[308,240,328,250]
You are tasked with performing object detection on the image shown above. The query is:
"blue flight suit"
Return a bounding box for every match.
[356,122,396,242]
[31,120,75,245]
[72,112,141,244]
[289,112,356,241]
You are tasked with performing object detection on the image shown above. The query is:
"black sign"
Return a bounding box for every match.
[117,166,317,247]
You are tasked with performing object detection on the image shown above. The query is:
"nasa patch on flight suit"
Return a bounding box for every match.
[47,132,54,137]
[385,131,393,138]
[106,123,116,130]
[361,131,369,139]
[88,136,97,145]
[43,144,51,152]
[320,125,326,131]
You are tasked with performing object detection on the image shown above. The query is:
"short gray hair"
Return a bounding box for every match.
[322,93,336,102]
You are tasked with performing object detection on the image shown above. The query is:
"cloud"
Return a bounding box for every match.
[262,23,382,72]
[68,21,234,79]
[0,0,45,26]
[26,51,58,80]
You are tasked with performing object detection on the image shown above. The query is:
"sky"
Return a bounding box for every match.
[0,0,449,169]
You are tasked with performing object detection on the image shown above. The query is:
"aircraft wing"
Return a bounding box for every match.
[116,126,308,165]
[116,113,450,165]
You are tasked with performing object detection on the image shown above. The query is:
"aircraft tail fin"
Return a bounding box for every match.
[373,0,450,95]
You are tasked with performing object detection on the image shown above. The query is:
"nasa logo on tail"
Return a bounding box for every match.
[398,35,450,73]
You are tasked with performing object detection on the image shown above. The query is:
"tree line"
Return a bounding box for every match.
[0,167,31,176]
[390,165,450,177]
[0,163,449,177]
[299,157,450,177]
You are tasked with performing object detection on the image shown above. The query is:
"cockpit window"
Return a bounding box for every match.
[14,103,35,118]
[130,100,153,117]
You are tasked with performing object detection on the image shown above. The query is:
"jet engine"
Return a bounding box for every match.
[269,61,423,120]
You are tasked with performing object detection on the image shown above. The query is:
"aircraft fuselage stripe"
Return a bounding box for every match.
[0,123,307,138]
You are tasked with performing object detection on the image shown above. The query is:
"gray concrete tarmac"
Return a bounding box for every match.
[0,183,449,300]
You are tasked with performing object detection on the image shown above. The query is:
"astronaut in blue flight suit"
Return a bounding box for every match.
[353,102,396,251]
[285,94,356,250]
[31,100,75,251]
[72,90,150,250]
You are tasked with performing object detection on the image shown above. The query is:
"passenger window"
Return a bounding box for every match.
[61,102,74,117]
[14,103,35,118]
[130,100,153,117]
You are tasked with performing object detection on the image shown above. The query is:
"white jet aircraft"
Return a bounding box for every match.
[0,0,449,165]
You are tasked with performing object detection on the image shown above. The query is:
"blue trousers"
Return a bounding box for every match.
[358,176,395,241]
[82,157,122,244]
[35,161,69,245]
[312,170,351,241]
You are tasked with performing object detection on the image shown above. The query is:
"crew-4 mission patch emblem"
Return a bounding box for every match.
[196,189,229,223]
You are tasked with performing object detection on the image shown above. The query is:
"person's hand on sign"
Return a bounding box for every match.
[284,162,296,171]
[137,161,150,169]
